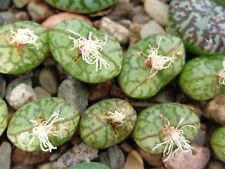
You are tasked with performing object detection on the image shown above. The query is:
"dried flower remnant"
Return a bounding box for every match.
[68,30,110,71]
[10,28,40,50]
[105,109,126,128]
[217,61,225,85]
[28,111,64,152]
[142,38,176,78]
[152,116,196,161]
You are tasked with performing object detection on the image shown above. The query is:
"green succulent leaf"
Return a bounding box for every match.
[179,55,225,100]
[80,98,137,149]
[118,34,185,99]
[45,0,119,14]
[0,21,48,74]
[133,103,200,154]
[0,99,8,137]
[7,97,80,152]
[67,162,110,169]
[49,19,123,84]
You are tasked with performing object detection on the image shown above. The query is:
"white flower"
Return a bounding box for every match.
[10,28,40,49]
[152,117,196,161]
[217,61,225,85]
[68,30,110,72]
[28,111,64,152]
[143,38,176,78]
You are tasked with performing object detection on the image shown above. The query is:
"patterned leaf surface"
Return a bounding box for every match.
[118,34,185,99]
[133,103,200,154]
[0,99,8,136]
[0,21,48,74]
[49,19,123,84]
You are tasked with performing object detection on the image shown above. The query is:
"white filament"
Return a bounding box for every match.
[217,61,225,85]
[145,38,176,78]
[10,28,40,49]
[152,117,195,161]
[29,111,64,152]
[105,109,126,127]
[68,30,110,72]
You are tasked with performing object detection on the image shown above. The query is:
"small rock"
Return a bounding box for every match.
[52,142,98,169]
[42,12,92,29]
[13,0,30,8]
[109,2,134,20]
[39,67,58,95]
[110,83,126,98]
[0,0,11,11]
[207,161,225,169]
[37,163,53,169]
[34,86,51,99]
[132,6,151,24]
[57,78,88,112]
[164,146,210,169]
[100,17,130,45]
[0,12,16,25]
[140,20,165,38]
[15,11,29,20]
[0,142,11,169]
[144,0,168,26]
[88,80,112,102]
[13,165,33,169]
[100,145,125,169]
[204,94,225,124]
[12,148,51,165]
[0,75,6,98]
[129,23,142,46]
[28,0,54,22]
[6,77,36,109]
[192,128,206,146]
[139,150,163,167]
[123,151,144,169]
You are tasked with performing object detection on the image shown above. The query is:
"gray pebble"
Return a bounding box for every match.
[0,0,11,11]
[34,86,51,99]
[0,75,6,98]
[0,142,11,169]
[13,0,30,8]
[57,78,88,112]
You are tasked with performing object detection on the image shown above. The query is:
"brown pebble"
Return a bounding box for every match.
[139,149,163,167]
[42,12,92,29]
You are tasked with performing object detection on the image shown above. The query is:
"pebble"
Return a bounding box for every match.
[129,23,142,46]
[140,20,165,38]
[0,75,6,98]
[0,0,11,11]
[132,6,151,24]
[6,77,36,109]
[34,86,51,99]
[39,67,58,95]
[0,142,11,169]
[164,145,210,169]
[139,150,163,167]
[12,148,51,165]
[151,86,174,103]
[192,128,206,146]
[0,11,29,25]
[57,78,88,112]
[52,142,98,169]
[205,94,225,124]
[13,0,30,8]
[99,17,130,45]
[123,150,144,169]
[42,12,92,29]
[207,161,225,169]
[13,165,33,169]
[144,0,169,26]
[28,0,54,22]
[109,2,134,20]
[99,145,125,169]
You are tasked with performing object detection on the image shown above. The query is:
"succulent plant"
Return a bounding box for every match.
[214,0,225,7]
[0,99,8,136]
[80,98,137,149]
[7,97,80,152]
[0,21,48,74]
[49,19,123,84]
[67,162,110,169]
[133,103,200,161]
[45,0,119,14]
[179,55,225,100]
[168,0,225,55]
[210,126,225,162]
[118,34,185,99]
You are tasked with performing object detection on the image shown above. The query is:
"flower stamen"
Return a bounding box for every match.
[217,61,225,85]
[152,116,195,161]
[29,110,64,152]
[143,38,176,78]
[10,28,40,50]
[68,30,110,72]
